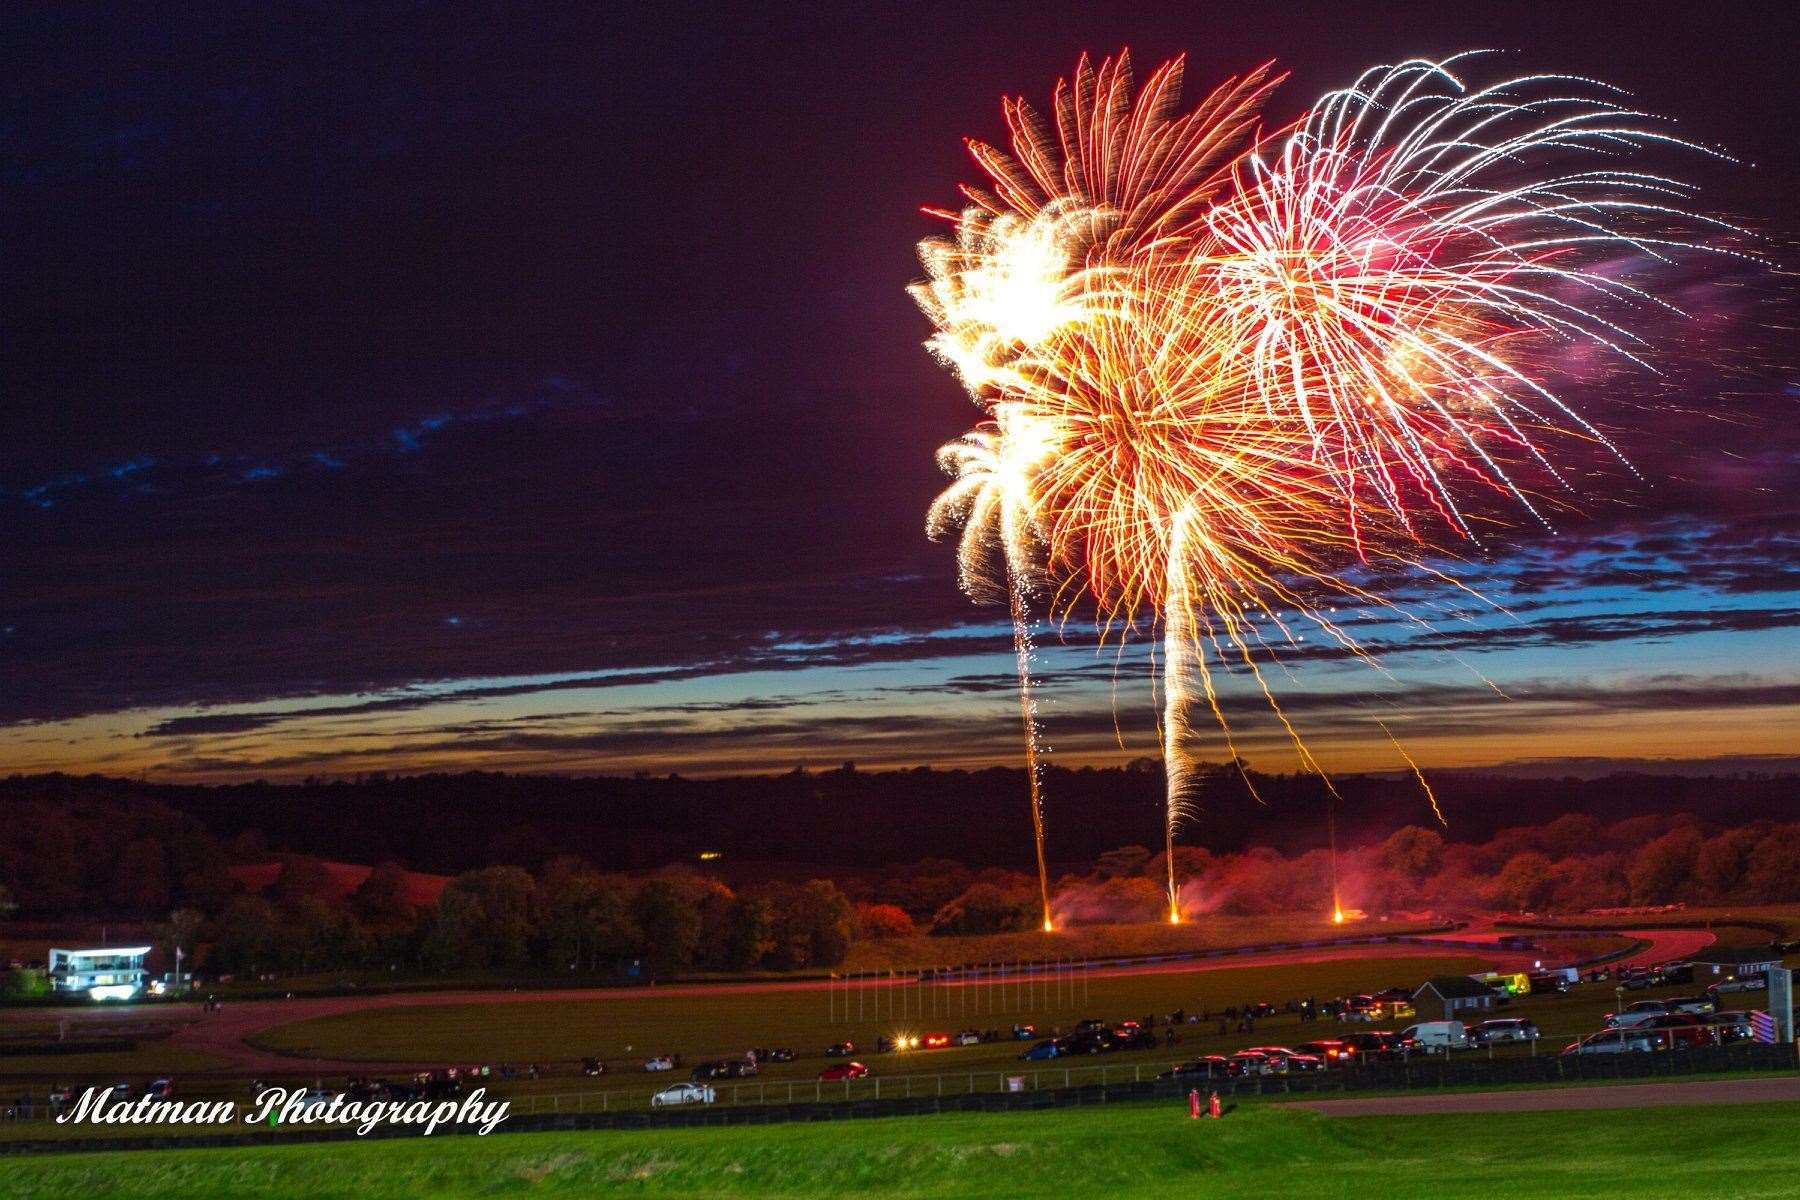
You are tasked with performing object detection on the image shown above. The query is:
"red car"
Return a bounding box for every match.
[1644,1014,1716,1048]
[818,1061,870,1080]
[921,1033,951,1050]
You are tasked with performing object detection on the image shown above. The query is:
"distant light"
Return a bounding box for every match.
[88,984,140,1002]
[698,851,722,861]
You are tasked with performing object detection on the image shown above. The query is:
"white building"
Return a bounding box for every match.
[47,945,151,1000]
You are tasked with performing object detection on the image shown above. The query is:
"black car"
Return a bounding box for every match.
[1114,1026,1158,1051]
[763,1048,795,1063]
[823,1041,855,1057]
[690,1060,730,1081]
[1342,1031,1407,1062]
[1158,1056,1230,1080]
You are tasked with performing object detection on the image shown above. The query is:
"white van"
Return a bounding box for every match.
[1398,1021,1471,1052]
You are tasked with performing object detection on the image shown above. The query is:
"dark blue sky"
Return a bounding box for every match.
[1,1,1795,780]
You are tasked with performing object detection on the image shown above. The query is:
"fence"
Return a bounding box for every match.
[503,1039,1794,1117]
[820,926,1502,1024]
[2,1042,1791,1156]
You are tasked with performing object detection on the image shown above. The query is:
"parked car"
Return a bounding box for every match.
[1470,1018,1540,1045]
[1604,1001,1671,1029]
[1526,973,1570,995]
[1563,1029,1657,1055]
[297,1088,337,1114]
[823,1042,855,1057]
[1651,962,1695,986]
[1158,1056,1231,1080]
[1295,1040,1354,1066]
[1341,1030,1407,1062]
[1020,1039,1063,1061]
[1011,1024,1038,1041]
[1229,1050,1277,1076]
[1064,1030,1114,1055]
[953,1031,982,1047]
[818,1061,869,1081]
[652,1082,714,1107]
[1707,973,1769,995]
[1243,1046,1324,1072]
[582,1057,607,1076]
[762,1048,796,1063]
[920,1033,952,1050]
[1398,1021,1472,1052]
[1643,1014,1716,1047]
[690,1061,729,1081]
[643,1055,675,1072]
[1702,1011,1754,1043]
[1113,1026,1159,1051]
[1664,996,1716,1016]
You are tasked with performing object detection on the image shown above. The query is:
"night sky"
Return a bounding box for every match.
[3,1,1795,782]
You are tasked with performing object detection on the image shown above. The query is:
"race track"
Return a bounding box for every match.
[7,925,1712,1076]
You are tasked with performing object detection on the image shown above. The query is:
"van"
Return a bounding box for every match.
[1398,1021,1471,1051]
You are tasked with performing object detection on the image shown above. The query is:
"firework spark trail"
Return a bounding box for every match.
[1006,574,1054,932]
[917,51,1730,924]
[928,423,1057,931]
[1160,509,1198,922]
[1380,719,1445,826]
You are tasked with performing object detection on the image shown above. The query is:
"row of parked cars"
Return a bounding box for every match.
[1018,1018,1163,1061]
[1155,1017,1545,1079]
[1567,997,1754,1053]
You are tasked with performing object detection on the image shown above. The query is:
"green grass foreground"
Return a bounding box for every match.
[4,1099,1799,1199]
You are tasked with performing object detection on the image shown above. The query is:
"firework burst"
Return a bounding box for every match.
[917,51,1730,924]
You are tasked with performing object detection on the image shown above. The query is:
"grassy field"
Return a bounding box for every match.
[840,914,1448,971]
[248,954,1490,1068]
[2,946,1790,1143]
[4,1098,1799,1198]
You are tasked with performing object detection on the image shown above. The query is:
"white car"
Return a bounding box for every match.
[953,1031,981,1046]
[643,1055,675,1072]
[297,1088,337,1114]
[1604,1002,1669,1029]
[1564,1028,1657,1055]
[651,1082,715,1107]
